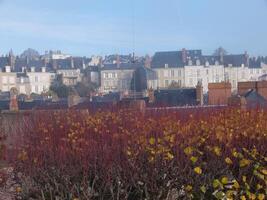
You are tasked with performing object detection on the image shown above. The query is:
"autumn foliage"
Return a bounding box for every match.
[8,108,267,200]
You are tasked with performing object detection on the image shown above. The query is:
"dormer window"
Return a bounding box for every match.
[188,60,193,66]
[205,61,209,67]
[165,64,168,68]
[215,61,219,66]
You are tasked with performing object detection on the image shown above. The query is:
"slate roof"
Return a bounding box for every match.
[101,62,144,70]
[151,51,184,68]
[243,89,267,108]
[0,57,9,69]
[154,88,197,106]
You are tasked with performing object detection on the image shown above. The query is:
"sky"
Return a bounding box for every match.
[0,0,267,57]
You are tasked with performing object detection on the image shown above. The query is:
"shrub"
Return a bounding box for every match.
[9,108,267,200]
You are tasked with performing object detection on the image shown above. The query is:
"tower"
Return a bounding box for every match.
[8,49,16,70]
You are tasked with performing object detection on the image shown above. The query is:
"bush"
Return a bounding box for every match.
[9,108,267,200]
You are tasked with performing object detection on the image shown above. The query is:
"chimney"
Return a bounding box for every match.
[145,55,151,68]
[41,67,46,73]
[196,82,203,106]
[182,48,187,63]
[31,67,35,72]
[5,66,11,73]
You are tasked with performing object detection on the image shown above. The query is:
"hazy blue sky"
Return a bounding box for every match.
[0,0,267,56]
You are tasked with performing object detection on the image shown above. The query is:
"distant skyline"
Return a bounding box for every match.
[0,0,267,57]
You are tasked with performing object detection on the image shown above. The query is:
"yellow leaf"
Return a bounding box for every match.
[166,152,174,160]
[256,184,263,190]
[233,180,240,189]
[185,185,192,191]
[190,156,198,163]
[240,195,246,200]
[248,193,256,200]
[194,167,202,175]
[214,146,221,156]
[225,157,233,165]
[213,179,221,188]
[200,185,206,193]
[221,177,228,185]
[258,194,265,200]
[239,159,251,167]
[260,169,267,175]
[184,147,193,155]
[242,176,247,182]
[149,137,155,145]
[16,187,22,193]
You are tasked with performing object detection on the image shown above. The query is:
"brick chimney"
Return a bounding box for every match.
[182,48,187,63]
[196,82,203,106]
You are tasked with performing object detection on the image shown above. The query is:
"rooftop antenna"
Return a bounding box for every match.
[131,0,136,100]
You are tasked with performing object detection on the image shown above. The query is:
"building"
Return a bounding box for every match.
[43,50,71,60]
[151,49,265,93]
[57,69,81,86]
[27,67,56,94]
[100,63,141,94]
[0,66,17,92]
[0,66,55,95]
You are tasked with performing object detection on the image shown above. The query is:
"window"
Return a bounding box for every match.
[197,69,200,77]
[164,64,168,68]
[2,76,7,84]
[20,86,26,94]
[108,73,112,78]
[215,75,219,83]
[189,78,193,86]
[165,80,169,87]
[112,72,116,78]
[178,80,182,87]
[190,69,193,76]
[242,72,245,79]
[35,76,38,82]
[9,77,15,84]
[257,69,260,74]
[206,69,209,75]
[35,86,38,93]
[171,70,174,77]
[225,72,229,81]
[164,70,168,78]
[178,70,181,77]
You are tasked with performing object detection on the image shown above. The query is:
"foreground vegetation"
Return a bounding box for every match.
[4,108,267,199]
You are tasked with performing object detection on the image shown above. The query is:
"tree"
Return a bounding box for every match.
[213,47,228,56]
[75,82,96,97]
[50,74,71,98]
